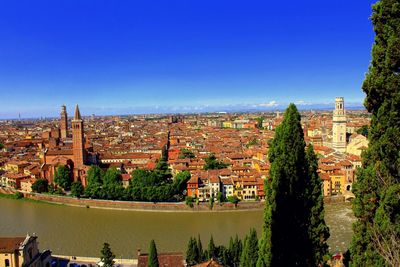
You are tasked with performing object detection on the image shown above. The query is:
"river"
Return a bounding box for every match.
[0,199,355,258]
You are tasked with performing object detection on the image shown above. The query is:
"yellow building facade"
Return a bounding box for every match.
[0,235,51,267]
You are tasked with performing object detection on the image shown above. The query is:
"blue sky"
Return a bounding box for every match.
[0,0,375,118]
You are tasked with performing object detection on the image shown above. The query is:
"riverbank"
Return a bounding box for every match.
[0,192,58,205]
[22,192,265,212]
[0,190,346,212]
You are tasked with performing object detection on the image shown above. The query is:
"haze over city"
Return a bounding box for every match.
[0,0,375,119]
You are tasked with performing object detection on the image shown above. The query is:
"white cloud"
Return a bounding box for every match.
[294,100,311,106]
[259,100,279,107]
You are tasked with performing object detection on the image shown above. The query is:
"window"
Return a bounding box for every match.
[5,259,10,267]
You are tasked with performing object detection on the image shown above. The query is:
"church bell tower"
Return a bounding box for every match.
[332,97,347,153]
[60,105,68,139]
[72,105,86,168]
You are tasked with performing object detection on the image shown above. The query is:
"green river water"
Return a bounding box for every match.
[0,199,355,258]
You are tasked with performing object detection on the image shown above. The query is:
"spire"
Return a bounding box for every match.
[74,104,82,120]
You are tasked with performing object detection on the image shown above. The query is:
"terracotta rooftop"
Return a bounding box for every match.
[0,237,25,253]
[137,252,184,267]
[73,104,82,120]
[194,259,223,267]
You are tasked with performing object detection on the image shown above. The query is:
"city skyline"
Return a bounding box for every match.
[0,0,375,118]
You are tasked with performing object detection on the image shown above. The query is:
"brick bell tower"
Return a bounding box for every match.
[72,104,86,169]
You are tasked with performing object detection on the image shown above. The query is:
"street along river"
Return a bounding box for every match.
[0,199,354,258]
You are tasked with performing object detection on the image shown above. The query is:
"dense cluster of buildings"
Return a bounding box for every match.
[0,98,369,201]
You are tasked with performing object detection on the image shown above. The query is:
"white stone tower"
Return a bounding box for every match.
[332,97,347,152]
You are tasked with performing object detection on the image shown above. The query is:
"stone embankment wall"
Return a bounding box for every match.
[23,193,265,212]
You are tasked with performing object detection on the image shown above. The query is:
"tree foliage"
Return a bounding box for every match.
[179,148,195,159]
[240,228,258,267]
[127,169,190,202]
[54,165,71,190]
[356,124,369,137]
[204,154,228,170]
[186,234,242,267]
[148,240,159,267]
[71,181,84,197]
[257,104,329,267]
[186,237,200,266]
[31,179,49,193]
[100,242,115,267]
[350,1,400,266]
[256,117,264,129]
[305,145,330,265]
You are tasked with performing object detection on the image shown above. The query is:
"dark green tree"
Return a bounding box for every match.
[305,145,330,265]
[101,167,124,200]
[103,167,122,184]
[240,228,258,267]
[100,242,115,267]
[148,239,159,267]
[31,179,49,193]
[186,237,199,266]
[208,236,216,260]
[71,181,84,197]
[227,195,240,206]
[217,192,224,203]
[356,124,369,137]
[350,1,400,266]
[257,104,314,266]
[256,117,264,129]
[197,235,204,262]
[179,148,195,159]
[54,165,71,190]
[84,165,104,198]
[229,235,242,267]
[204,154,228,170]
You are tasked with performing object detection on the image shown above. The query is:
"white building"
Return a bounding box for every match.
[332,97,347,153]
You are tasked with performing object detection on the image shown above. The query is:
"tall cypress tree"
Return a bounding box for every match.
[148,240,159,267]
[305,145,330,265]
[197,235,204,262]
[186,237,199,266]
[240,228,259,267]
[100,242,115,267]
[208,236,216,260]
[257,104,316,266]
[350,1,400,266]
[231,235,243,267]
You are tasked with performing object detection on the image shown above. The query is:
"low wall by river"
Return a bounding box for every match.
[23,193,265,212]
[21,192,345,212]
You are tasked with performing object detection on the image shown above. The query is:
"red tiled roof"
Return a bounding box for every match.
[194,260,223,267]
[137,252,184,267]
[0,237,25,253]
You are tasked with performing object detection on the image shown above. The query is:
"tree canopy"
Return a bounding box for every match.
[148,240,159,267]
[240,228,259,267]
[257,104,329,267]
[204,154,228,170]
[179,148,195,159]
[31,179,49,193]
[350,1,400,266]
[54,165,71,190]
[100,242,115,267]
